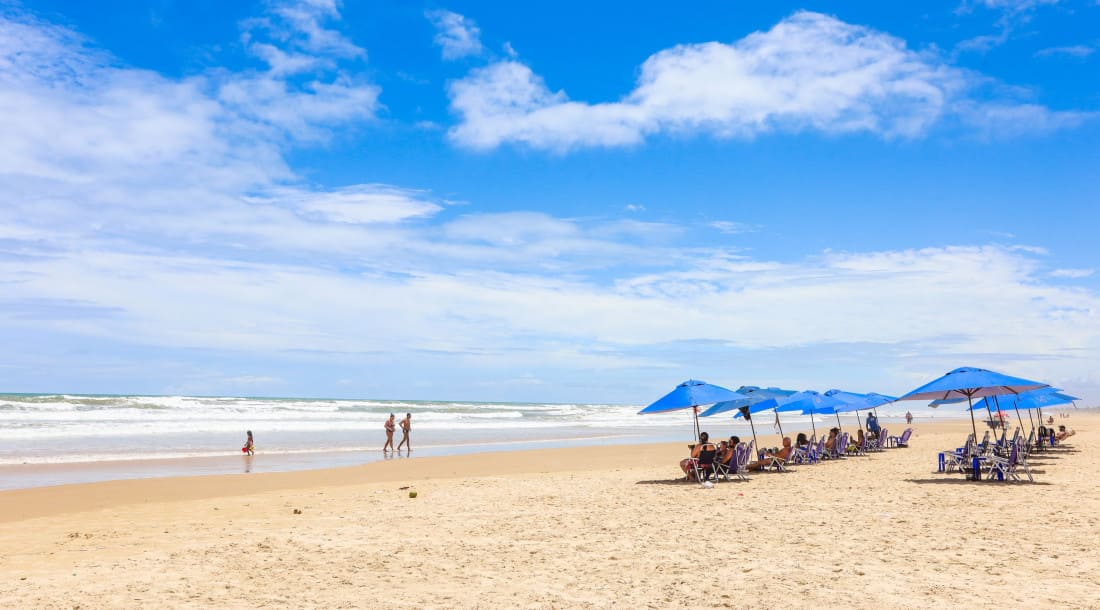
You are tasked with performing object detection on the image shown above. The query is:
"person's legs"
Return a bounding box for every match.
[397,432,409,451]
[383,433,393,452]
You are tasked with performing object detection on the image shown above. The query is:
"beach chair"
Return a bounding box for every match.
[942,434,975,473]
[833,432,849,459]
[887,428,912,448]
[789,443,810,465]
[761,448,791,472]
[810,437,825,463]
[713,445,736,481]
[877,427,890,451]
[985,439,1033,482]
[689,443,719,483]
[846,433,869,456]
[731,442,752,481]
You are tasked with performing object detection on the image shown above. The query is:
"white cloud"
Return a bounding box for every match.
[426,9,483,60]
[1051,268,1095,278]
[264,185,444,224]
[710,221,756,235]
[1035,45,1095,58]
[447,11,1084,151]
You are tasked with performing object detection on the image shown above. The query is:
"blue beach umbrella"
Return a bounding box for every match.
[896,367,1048,444]
[774,390,846,438]
[638,379,741,440]
[701,386,796,448]
[975,389,1078,433]
[823,389,880,431]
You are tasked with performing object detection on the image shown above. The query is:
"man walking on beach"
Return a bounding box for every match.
[383,413,396,452]
[397,412,412,452]
[905,411,913,425]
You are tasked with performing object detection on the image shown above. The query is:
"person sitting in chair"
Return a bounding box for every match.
[1056,425,1075,441]
[746,437,792,471]
[847,428,865,453]
[795,432,810,449]
[680,432,718,481]
[824,427,840,453]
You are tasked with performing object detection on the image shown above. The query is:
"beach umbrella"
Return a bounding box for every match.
[823,390,880,430]
[638,380,741,440]
[896,367,1048,447]
[976,389,1078,437]
[700,386,795,449]
[774,391,845,439]
[698,386,796,417]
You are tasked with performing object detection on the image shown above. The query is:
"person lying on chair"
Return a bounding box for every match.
[1056,425,1075,441]
[746,437,792,471]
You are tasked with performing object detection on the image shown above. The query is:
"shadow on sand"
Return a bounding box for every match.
[905,476,1051,486]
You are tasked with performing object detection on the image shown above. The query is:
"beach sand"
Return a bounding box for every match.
[2,415,1098,609]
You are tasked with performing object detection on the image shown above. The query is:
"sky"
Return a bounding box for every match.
[1,0,1098,404]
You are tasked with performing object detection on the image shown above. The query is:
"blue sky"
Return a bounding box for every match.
[2,0,1098,403]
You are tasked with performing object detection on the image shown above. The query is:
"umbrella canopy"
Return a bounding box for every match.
[822,389,880,431]
[774,390,846,437]
[973,389,1076,412]
[700,386,796,447]
[897,366,1048,442]
[698,386,796,417]
[638,379,741,440]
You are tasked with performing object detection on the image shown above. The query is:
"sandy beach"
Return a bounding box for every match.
[2,415,1098,609]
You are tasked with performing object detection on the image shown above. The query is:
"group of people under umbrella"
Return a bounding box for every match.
[639,367,1078,483]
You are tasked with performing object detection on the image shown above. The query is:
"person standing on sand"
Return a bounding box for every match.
[905,411,913,425]
[383,413,396,452]
[397,412,412,452]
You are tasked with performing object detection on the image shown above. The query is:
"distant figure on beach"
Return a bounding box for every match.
[905,411,913,425]
[242,430,254,456]
[1047,415,1055,425]
[383,414,396,452]
[397,412,412,452]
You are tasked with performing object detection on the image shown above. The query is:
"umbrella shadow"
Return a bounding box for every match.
[905,476,1052,486]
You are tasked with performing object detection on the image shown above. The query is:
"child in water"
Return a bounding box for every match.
[242,430,254,456]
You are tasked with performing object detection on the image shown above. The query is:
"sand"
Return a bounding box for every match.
[2,415,1098,609]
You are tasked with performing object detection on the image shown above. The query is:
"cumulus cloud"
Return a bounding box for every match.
[447,11,1084,151]
[426,9,483,60]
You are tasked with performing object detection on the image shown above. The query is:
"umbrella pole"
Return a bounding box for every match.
[692,406,700,441]
[965,394,979,448]
[809,414,817,440]
[749,419,759,454]
[835,412,842,430]
[775,412,784,438]
[856,412,864,431]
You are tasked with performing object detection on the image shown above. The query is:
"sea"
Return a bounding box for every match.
[0,393,951,490]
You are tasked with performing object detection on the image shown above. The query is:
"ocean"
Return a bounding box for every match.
[0,393,953,490]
